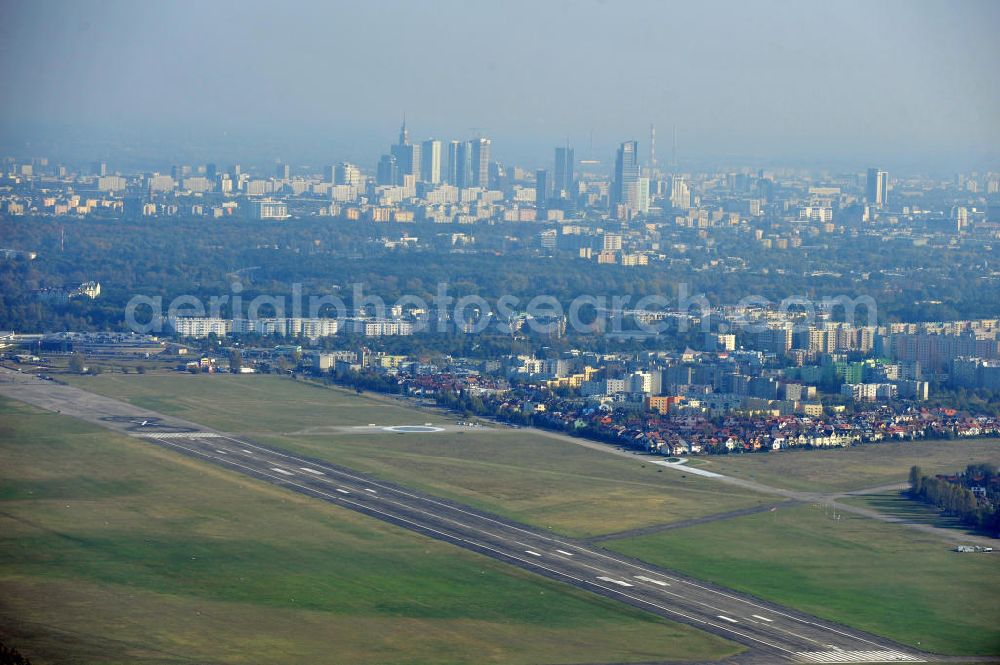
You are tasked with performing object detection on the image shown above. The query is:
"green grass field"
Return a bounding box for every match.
[64,373,770,537]
[843,491,977,533]
[63,372,426,432]
[605,503,1000,656]
[689,438,1000,493]
[0,396,741,664]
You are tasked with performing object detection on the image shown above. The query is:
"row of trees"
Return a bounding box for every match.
[908,464,1000,537]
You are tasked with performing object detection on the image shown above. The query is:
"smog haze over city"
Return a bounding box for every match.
[1,2,1000,665]
[2,0,999,171]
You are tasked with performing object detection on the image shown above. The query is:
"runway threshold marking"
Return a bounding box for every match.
[270,467,294,476]
[634,575,669,586]
[795,650,923,663]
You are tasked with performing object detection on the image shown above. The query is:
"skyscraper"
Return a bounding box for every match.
[611,140,639,211]
[554,146,574,198]
[390,120,420,184]
[866,168,888,209]
[446,140,461,186]
[630,177,650,214]
[454,141,471,189]
[470,137,491,188]
[376,154,397,186]
[334,162,363,187]
[535,169,549,209]
[421,139,442,184]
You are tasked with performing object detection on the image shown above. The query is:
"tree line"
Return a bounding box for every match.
[907,464,1000,537]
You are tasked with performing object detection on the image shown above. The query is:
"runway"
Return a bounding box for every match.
[0,369,931,663]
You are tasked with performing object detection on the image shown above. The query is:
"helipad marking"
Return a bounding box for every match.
[382,425,445,433]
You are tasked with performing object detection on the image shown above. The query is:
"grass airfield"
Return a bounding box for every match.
[0,396,740,664]
[54,372,1000,658]
[64,373,771,538]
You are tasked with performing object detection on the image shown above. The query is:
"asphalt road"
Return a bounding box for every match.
[0,368,935,664]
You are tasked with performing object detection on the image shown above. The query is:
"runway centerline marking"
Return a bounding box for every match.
[196,432,901,654]
[635,575,670,586]
[149,437,800,655]
[597,576,634,587]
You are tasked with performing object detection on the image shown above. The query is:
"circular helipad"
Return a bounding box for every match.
[382,425,445,433]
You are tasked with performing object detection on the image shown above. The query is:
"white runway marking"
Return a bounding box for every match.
[215,449,228,455]
[364,488,377,493]
[299,467,324,475]
[525,550,542,557]
[651,459,723,477]
[634,575,670,586]
[717,615,738,623]
[189,432,898,657]
[95,435,803,657]
[382,424,445,433]
[241,449,254,455]
[795,650,923,663]
[752,614,774,622]
[270,467,294,476]
[597,576,634,587]
[555,549,574,556]
[142,432,220,439]
[336,488,350,494]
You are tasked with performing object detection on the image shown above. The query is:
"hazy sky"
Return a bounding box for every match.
[1,0,998,171]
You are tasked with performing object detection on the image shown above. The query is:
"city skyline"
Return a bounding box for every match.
[1,3,998,664]
[1,0,998,171]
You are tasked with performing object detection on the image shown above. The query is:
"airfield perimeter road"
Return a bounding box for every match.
[0,368,938,664]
